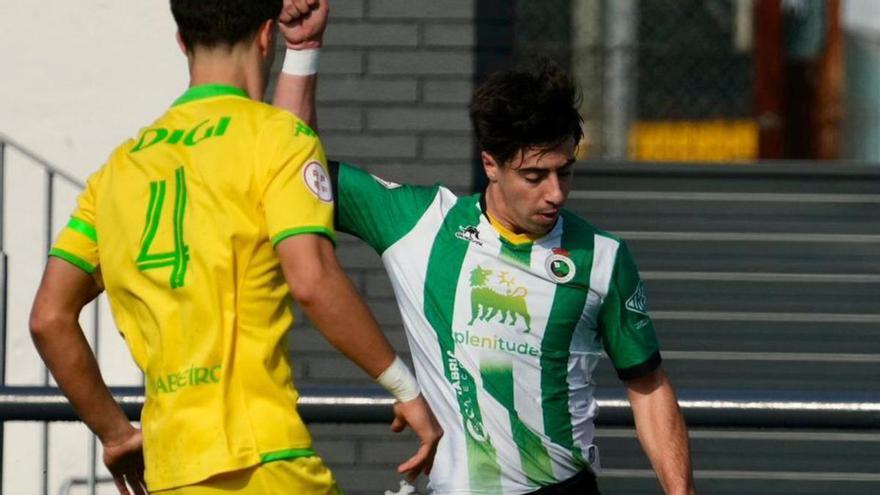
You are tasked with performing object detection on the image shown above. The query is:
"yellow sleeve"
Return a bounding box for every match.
[50,169,101,274]
[258,113,335,247]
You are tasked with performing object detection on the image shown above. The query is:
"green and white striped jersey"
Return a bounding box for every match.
[331,163,661,494]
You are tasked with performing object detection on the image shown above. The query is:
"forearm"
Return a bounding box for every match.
[32,318,132,444]
[298,266,396,379]
[273,72,318,130]
[628,370,696,495]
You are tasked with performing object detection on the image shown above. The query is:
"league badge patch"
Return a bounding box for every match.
[303,161,333,202]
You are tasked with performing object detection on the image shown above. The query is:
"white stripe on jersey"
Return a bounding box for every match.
[568,233,621,471]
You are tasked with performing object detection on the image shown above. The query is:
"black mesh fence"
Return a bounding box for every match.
[502,0,759,161]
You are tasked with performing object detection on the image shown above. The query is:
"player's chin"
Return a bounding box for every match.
[533,212,559,228]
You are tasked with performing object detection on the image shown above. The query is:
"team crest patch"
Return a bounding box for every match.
[303,161,333,202]
[455,225,483,246]
[625,281,649,316]
[545,248,575,283]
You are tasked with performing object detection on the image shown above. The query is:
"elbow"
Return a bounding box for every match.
[290,279,323,308]
[289,263,338,308]
[29,305,67,343]
[288,250,342,307]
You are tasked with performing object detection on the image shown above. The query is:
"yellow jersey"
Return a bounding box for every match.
[50,84,335,490]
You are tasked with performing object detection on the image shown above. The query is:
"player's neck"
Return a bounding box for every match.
[188,47,266,101]
[484,185,545,241]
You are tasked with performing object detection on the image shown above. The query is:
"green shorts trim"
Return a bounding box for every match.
[260,448,316,464]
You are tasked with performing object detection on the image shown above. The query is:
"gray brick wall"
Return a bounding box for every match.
[275,1,478,492]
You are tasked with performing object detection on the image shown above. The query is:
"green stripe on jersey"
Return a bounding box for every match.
[67,217,97,242]
[540,213,594,467]
[481,363,555,485]
[499,237,532,268]
[336,164,439,254]
[424,197,502,492]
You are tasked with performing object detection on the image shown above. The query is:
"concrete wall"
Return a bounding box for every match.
[1,1,477,493]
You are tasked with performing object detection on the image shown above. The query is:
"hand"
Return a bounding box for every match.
[391,395,443,481]
[102,428,147,495]
[279,0,329,49]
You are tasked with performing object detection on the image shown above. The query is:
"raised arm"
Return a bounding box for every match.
[273,0,328,129]
[30,259,146,495]
[271,2,442,478]
[626,367,696,495]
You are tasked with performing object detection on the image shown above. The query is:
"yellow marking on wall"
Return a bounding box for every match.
[628,119,758,162]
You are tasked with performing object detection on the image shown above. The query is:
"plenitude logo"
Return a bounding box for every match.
[453,329,541,358]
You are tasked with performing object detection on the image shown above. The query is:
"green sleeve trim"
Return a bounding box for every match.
[271,226,337,248]
[260,448,316,464]
[617,350,662,381]
[49,248,96,275]
[67,216,97,242]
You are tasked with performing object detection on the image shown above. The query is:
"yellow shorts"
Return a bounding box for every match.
[153,457,342,495]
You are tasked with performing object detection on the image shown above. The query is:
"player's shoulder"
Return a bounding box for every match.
[339,161,445,197]
[249,101,318,140]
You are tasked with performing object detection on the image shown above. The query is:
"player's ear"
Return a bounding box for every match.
[257,19,276,57]
[175,31,188,56]
[482,151,499,183]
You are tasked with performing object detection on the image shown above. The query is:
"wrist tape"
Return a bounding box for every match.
[282,48,320,75]
[376,356,421,403]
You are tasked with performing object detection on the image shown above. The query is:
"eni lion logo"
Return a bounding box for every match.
[467,266,531,332]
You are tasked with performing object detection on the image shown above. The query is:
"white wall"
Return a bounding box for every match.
[0,1,187,177]
[1,2,186,493]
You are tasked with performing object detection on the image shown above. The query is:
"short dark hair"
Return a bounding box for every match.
[171,0,282,50]
[470,59,583,166]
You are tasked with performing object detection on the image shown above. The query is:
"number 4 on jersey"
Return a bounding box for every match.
[137,167,190,288]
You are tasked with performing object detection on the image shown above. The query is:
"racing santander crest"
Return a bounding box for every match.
[545,248,576,283]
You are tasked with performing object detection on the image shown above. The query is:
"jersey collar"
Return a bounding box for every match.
[172,84,248,107]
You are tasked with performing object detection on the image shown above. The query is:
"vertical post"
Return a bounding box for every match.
[42,171,53,495]
[603,0,639,159]
[571,0,604,159]
[755,0,785,158]
[87,300,99,495]
[0,140,6,493]
[0,140,5,259]
[815,0,842,159]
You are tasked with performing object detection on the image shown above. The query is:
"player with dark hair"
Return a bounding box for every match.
[274,2,695,494]
[29,1,441,494]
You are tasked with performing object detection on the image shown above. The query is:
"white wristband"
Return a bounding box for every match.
[282,48,320,75]
[376,356,421,403]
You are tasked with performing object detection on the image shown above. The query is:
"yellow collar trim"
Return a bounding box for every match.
[486,212,541,245]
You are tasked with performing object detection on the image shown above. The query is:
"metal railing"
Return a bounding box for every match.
[0,385,878,494]
[1,385,878,429]
[0,133,96,495]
